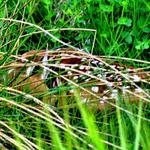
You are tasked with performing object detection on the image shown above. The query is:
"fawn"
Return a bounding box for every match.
[1,48,149,111]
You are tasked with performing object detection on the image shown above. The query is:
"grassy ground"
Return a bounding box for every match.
[0,0,150,149]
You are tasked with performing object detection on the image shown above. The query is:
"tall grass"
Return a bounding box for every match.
[0,0,150,149]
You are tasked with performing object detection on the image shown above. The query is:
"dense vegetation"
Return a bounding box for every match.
[0,0,149,149]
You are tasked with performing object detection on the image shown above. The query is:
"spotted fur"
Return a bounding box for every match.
[4,48,150,111]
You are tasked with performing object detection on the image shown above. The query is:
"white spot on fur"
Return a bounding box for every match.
[71,64,79,68]
[60,64,66,68]
[86,71,91,74]
[68,71,72,75]
[111,89,118,99]
[62,54,70,57]
[85,66,90,70]
[102,96,108,101]
[91,86,99,93]
[98,62,103,65]
[118,78,122,82]
[133,75,141,82]
[127,68,134,72]
[100,100,105,104]
[79,65,85,70]
[81,58,87,62]
[118,82,123,86]
[107,82,113,87]
[73,76,78,80]
[110,74,114,78]
[91,60,98,65]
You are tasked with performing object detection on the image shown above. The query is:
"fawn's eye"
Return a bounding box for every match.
[91,86,99,93]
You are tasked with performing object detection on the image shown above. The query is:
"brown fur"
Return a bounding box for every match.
[2,49,149,111]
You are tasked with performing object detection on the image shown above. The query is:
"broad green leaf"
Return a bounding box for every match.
[43,0,51,5]
[117,17,132,27]
[100,4,113,12]
[135,40,149,50]
[121,31,132,44]
[142,27,150,33]
[125,33,132,44]
[131,28,139,37]
[143,42,149,49]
